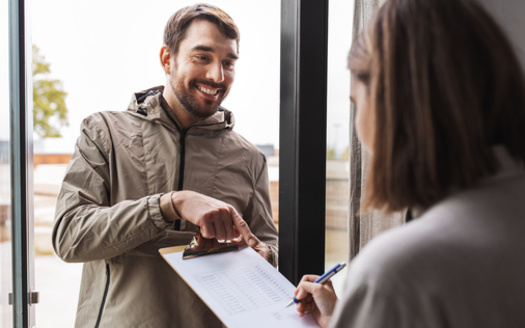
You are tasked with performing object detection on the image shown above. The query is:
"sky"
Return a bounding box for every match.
[2,0,354,155]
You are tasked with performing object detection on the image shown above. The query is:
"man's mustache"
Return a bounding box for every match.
[191,79,226,91]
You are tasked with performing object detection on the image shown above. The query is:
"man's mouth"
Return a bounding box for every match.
[196,84,220,96]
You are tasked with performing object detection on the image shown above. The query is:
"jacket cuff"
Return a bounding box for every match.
[147,194,174,230]
[159,192,182,222]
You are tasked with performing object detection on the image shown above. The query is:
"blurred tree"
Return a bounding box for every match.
[32,45,68,138]
[341,146,350,161]
[327,147,337,160]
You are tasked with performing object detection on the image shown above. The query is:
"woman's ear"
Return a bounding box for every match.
[160,45,172,75]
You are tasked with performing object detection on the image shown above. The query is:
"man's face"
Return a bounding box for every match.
[168,19,238,119]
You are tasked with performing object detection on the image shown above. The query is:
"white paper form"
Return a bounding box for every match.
[160,246,319,328]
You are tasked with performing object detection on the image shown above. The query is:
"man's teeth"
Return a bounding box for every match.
[198,86,218,95]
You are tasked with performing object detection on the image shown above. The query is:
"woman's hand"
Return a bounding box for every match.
[294,275,338,328]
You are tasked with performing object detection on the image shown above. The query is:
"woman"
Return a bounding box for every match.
[295,0,525,327]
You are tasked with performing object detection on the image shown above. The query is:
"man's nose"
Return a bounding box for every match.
[205,62,224,83]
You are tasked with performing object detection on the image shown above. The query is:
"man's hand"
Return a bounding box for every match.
[231,235,271,262]
[294,275,338,328]
[253,240,271,262]
[168,190,257,247]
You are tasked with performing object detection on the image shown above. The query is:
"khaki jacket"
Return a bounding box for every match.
[53,86,279,327]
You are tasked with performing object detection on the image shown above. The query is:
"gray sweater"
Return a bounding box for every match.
[331,146,525,328]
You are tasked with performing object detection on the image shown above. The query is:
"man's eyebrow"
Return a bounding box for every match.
[192,45,213,52]
[192,45,239,60]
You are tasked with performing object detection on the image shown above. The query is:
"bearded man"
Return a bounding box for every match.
[53,4,278,327]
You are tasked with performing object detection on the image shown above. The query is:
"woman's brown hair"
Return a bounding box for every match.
[349,0,525,213]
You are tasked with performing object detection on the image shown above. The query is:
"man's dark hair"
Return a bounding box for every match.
[164,3,240,54]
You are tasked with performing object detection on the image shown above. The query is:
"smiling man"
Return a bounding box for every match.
[161,18,238,126]
[52,4,278,328]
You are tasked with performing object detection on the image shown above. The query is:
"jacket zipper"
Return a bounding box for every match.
[174,132,186,230]
[94,262,110,328]
[161,105,187,231]
[178,132,186,191]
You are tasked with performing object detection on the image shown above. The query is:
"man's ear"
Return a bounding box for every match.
[160,45,172,75]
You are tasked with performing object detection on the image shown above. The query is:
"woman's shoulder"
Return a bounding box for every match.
[350,167,525,286]
[349,217,443,281]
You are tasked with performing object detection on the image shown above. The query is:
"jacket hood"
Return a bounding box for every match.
[127,86,235,131]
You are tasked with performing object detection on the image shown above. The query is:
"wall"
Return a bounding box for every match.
[477,0,525,69]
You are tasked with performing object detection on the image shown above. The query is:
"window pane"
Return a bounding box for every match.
[326,0,354,295]
[31,1,280,326]
[1,0,13,325]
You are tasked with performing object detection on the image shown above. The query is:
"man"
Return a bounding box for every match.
[52,4,278,327]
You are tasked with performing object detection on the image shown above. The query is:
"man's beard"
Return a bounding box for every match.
[170,73,226,119]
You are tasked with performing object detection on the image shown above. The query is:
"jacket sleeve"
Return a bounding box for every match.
[52,114,173,262]
[244,154,279,267]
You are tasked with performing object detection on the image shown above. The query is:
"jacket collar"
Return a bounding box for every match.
[127,86,235,131]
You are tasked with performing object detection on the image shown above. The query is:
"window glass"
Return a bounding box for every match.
[30,1,280,326]
[1,0,13,325]
[325,0,354,295]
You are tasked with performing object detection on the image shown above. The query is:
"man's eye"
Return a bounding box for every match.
[195,55,209,61]
[223,60,235,69]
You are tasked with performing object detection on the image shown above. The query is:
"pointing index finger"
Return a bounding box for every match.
[231,209,256,247]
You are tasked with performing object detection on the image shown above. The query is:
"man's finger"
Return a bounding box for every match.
[221,210,235,241]
[230,209,256,247]
[199,223,215,239]
[214,215,227,242]
[254,242,271,261]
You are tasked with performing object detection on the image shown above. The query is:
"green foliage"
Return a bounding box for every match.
[327,146,350,160]
[326,147,337,160]
[341,146,350,161]
[32,45,68,138]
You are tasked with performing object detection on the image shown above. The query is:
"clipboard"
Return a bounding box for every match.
[181,233,239,259]
[160,244,319,328]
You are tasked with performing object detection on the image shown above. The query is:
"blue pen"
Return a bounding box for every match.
[285,262,347,307]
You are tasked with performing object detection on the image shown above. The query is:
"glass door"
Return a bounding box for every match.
[6,0,282,325]
[30,1,281,326]
[0,1,13,328]
[325,0,354,295]
[6,0,37,326]
[1,2,13,324]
